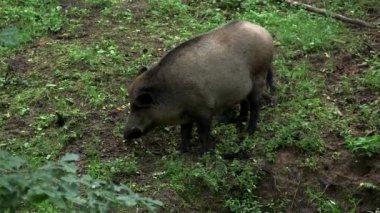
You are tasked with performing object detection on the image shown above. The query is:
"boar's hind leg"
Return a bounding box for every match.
[235,100,249,131]
[180,122,193,153]
[238,100,249,122]
[247,91,262,135]
[196,114,213,155]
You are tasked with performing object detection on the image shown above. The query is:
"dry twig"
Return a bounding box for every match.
[284,0,377,28]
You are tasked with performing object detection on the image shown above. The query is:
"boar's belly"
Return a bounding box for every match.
[208,73,252,113]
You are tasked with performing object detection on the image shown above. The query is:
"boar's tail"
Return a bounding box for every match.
[266,66,276,93]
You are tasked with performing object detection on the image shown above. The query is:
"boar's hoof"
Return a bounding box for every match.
[124,128,143,140]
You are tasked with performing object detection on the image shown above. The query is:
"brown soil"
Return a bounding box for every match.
[258,142,380,212]
[2,116,32,140]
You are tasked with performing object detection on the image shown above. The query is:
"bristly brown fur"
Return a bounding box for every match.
[143,35,203,80]
[158,21,241,68]
[158,35,203,67]
[125,21,275,155]
[145,21,242,77]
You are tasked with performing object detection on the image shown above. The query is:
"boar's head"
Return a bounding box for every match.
[123,73,182,141]
[124,85,158,140]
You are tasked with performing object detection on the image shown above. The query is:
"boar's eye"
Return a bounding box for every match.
[134,93,154,107]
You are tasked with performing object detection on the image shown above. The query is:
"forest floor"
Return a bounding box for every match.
[1,0,379,212]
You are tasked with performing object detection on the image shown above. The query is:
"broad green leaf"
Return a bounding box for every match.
[60,153,80,162]
[0,27,19,47]
[116,195,138,206]
[0,150,26,170]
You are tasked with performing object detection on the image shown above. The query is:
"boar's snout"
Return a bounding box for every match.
[124,128,143,140]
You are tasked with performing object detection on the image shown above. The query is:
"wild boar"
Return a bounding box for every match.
[124,20,275,155]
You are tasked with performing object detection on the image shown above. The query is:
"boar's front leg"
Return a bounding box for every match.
[180,122,193,153]
[196,114,213,155]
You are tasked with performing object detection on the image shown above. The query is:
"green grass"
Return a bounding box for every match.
[346,134,380,157]
[237,3,353,53]
[0,0,64,56]
[1,0,379,212]
[362,53,380,91]
[306,187,343,213]
[158,154,265,211]
[318,0,380,19]
[87,156,139,180]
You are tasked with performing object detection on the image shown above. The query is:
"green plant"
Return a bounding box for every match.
[302,156,319,170]
[321,0,379,19]
[9,87,49,115]
[237,4,351,53]
[0,28,19,47]
[35,113,56,132]
[148,0,189,18]
[84,0,119,8]
[306,187,342,213]
[213,124,246,154]
[346,134,380,157]
[17,106,30,117]
[123,47,153,76]
[0,0,65,55]
[355,101,380,131]
[362,53,380,92]
[87,156,138,180]
[0,150,162,212]
[160,153,265,211]
[101,7,132,23]
[332,152,342,160]
[359,182,380,191]
[215,0,244,11]
[225,198,262,213]
[66,43,100,68]
[87,86,107,107]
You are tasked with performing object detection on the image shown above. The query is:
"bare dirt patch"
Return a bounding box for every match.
[64,111,127,157]
[5,53,30,78]
[1,116,33,141]
[59,0,84,10]
[258,144,380,212]
[122,0,148,19]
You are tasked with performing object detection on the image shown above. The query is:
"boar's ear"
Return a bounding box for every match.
[135,92,155,107]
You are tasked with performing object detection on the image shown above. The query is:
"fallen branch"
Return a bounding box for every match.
[284,0,376,28]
